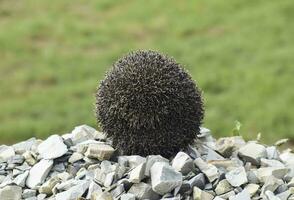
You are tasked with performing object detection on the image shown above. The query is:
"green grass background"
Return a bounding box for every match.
[1,0,294,144]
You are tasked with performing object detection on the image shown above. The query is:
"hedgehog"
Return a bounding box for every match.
[95,50,204,158]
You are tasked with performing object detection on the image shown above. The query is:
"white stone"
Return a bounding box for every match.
[121,193,136,200]
[144,155,168,176]
[238,143,266,165]
[244,184,259,197]
[86,181,102,199]
[172,152,194,175]
[128,182,159,199]
[129,162,146,183]
[193,186,214,200]
[150,162,182,195]
[55,180,90,200]
[14,170,29,187]
[26,159,53,189]
[194,158,219,182]
[70,124,97,145]
[13,138,36,154]
[68,152,84,163]
[37,135,68,159]
[225,167,248,187]
[0,185,22,200]
[229,189,250,200]
[85,143,115,160]
[265,190,281,200]
[0,145,15,162]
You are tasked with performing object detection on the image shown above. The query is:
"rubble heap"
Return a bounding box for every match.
[0,125,293,200]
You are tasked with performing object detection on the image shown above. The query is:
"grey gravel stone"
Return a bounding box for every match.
[172,152,194,175]
[26,159,53,189]
[238,143,267,165]
[37,135,68,159]
[151,162,182,195]
[0,185,22,200]
[85,143,115,160]
[194,158,219,182]
[225,167,248,187]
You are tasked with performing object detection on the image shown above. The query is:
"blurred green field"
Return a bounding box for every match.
[0,0,294,144]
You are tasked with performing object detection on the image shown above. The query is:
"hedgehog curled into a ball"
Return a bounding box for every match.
[95,50,204,158]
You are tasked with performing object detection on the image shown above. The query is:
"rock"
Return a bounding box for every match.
[38,176,60,195]
[13,138,37,154]
[192,186,214,200]
[14,170,29,187]
[23,151,37,166]
[86,181,102,199]
[26,159,53,189]
[264,190,281,200]
[215,179,233,195]
[37,135,68,159]
[128,182,159,200]
[7,155,24,164]
[172,152,194,175]
[68,152,84,163]
[120,193,136,200]
[238,143,266,165]
[0,185,22,200]
[266,146,279,160]
[194,158,219,182]
[145,155,168,176]
[187,173,206,189]
[129,162,146,183]
[244,184,259,197]
[22,189,36,199]
[0,145,15,162]
[150,162,182,195]
[85,143,115,160]
[70,125,97,145]
[55,180,90,200]
[91,191,113,200]
[216,136,246,158]
[225,167,248,187]
[120,155,147,169]
[229,189,250,200]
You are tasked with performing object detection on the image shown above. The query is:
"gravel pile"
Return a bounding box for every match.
[0,125,293,200]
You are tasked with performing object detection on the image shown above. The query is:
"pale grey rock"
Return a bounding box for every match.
[121,155,147,169]
[276,190,291,200]
[0,185,22,200]
[55,180,90,200]
[151,162,182,195]
[14,170,29,187]
[194,158,219,182]
[193,186,214,200]
[70,124,97,145]
[91,191,113,200]
[0,145,15,162]
[26,159,53,189]
[128,182,159,200]
[215,179,233,195]
[225,167,248,187]
[238,143,267,165]
[218,191,235,199]
[244,184,259,197]
[257,167,289,182]
[120,193,136,200]
[85,143,115,160]
[266,146,279,160]
[22,189,36,199]
[110,183,125,198]
[214,197,225,200]
[86,181,102,199]
[145,155,168,176]
[37,135,68,159]
[264,190,281,200]
[38,176,60,195]
[260,158,284,167]
[187,173,206,189]
[205,148,225,161]
[23,151,37,166]
[13,138,36,154]
[68,152,84,163]
[172,152,194,175]
[7,155,24,164]
[129,162,146,183]
[229,189,250,200]
[216,136,245,158]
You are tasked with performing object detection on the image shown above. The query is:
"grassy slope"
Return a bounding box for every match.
[0,0,293,144]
